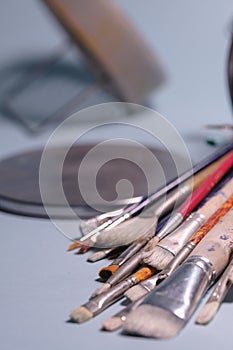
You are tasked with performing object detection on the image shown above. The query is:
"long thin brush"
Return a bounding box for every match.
[150,150,233,241]
[123,207,233,339]
[69,266,155,323]
[142,173,233,271]
[96,177,232,295]
[125,188,233,302]
[195,256,233,325]
[87,247,125,263]
[94,215,172,296]
[97,183,190,280]
[87,153,232,257]
[67,207,127,251]
[76,144,233,244]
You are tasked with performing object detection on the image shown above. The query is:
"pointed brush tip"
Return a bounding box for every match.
[67,241,80,252]
[195,301,220,325]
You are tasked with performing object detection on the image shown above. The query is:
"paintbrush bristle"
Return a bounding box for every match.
[87,250,107,262]
[124,284,148,302]
[143,236,160,252]
[67,241,80,252]
[123,304,184,339]
[102,317,123,331]
[142,245,174,270]
[69,306,93,323]
[91,283,111,298]
[195,301,220,325]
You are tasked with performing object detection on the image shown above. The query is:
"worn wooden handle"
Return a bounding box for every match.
[191,153,229,190]
[190,207,233,276]
[197,177,233,218]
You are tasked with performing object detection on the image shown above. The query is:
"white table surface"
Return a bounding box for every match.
[0,1,233,349]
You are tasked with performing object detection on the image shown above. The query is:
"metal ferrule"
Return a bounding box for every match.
[158,212,206,255]
[156,212,183,240]
[83,276,138,316]
[113,239,148,267]
[107,251,142,286]
[139,241,197,293]
[143,255,215,322]
[140,274,160,292]
[207,259,233,303]
[153,183,191,218]
[159,241,196,279]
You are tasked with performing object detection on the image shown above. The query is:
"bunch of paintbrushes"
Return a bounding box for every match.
[67,144,233,340]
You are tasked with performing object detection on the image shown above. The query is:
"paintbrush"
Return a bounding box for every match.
[69,265,155,323]
[95,177,233,295]
[97,183,191,280]
[195,255,233,325]
[86,152,233,256]
[122,207,233,339]
[142,174,233,270]
[75,154,233,254]
[102,297,144,332]
[67,207,128,251]
[74,143,233,244]
[87,246,125,263]
[93,214,174,297]
[125,188,233,302]
[147,150,233,242]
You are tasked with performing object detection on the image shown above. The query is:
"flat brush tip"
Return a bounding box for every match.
[69,306,93,323]
[195,301,220,325]
[123,304,184,339]
[142,246,174,270]
[67,241,80,252]
[87,251,107,262]
[124,285,148,302]
[102,317,123,331]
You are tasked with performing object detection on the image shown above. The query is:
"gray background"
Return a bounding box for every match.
[0,1,233,349]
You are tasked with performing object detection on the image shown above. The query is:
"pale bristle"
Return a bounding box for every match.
[102,317,123,331]
[195,301,220,325]
[69,306,93,323]
[142,246,174,270]
[91,283,111,298]
[87,250,109,262]
[124,285,148,302]
[123,304,184,339]
[143,236,160,252]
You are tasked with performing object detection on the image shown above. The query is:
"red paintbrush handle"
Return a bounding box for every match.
[178,150,233,218]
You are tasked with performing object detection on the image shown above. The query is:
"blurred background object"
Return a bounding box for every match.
[0,0,165,133]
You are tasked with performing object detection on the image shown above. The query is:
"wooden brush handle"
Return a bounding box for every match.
[179,151,233,217]
[190,153,229,190]
[192,193,233,245]
[133,266,155,283]
[190,207,233,276]
[196,177,233,218]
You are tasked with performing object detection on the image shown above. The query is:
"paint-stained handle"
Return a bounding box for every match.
[190,153,229,190]
[192,193,233,245]
[190,207,233,276]
[197,178,233,218]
